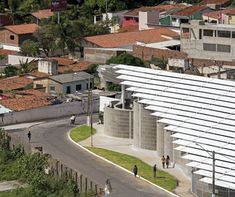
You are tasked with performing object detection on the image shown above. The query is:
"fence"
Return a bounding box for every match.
[5,130,104,196]
[0,99,99,126]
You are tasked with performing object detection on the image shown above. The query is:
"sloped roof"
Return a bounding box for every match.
[199,0,230,5]
[173,5,208,16]
[5,24,39,35]
[31,9,54,20]
[203,8,235,19]
[0,76,33,91]
[124,4,188,17]
[85,28,179,48]
[58,61,92,74]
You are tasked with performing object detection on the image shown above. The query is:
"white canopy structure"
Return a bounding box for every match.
[114,64,235,190]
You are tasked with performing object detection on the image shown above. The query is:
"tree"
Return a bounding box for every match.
[148,57,167,70]
[3,66,18,77]
[18,59,36,74]
[34,25,58,57]
[20,40,40,57]
[106,53,146,67]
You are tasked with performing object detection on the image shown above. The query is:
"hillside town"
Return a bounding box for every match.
[0,0,235,197]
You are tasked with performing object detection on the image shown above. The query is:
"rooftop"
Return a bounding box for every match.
[31,9,54,20]
[0,49,17,56]
[85,28,179,48]
[48,57,76,66]
[0,76,33,91]
[58,61,92,74]
[0,89,51,111]
[203,9,231,19]
[173,5,208,16]
[142,40,180,49]
[5,24,39,35]
[124,4,187,17]
[199,0,230,5]
[49,72,94,84]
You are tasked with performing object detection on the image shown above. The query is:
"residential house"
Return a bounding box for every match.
[33,72,94,94]
[83,28,179,49]
[0,89,51,112]
[181,20,235,61]
[171,5,212,27]
[199,0,231,9]
[94,10,128,33]
[122,4,187,29]
[0,24,39,47]
[31,9,54,24]
[0,76,33,91]
[202,8,235,24]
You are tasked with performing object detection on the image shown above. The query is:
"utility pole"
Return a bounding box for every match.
[212,151,215,197]
[87,77,93,147]
[105,0,108,20]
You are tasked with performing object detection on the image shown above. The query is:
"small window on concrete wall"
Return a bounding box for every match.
[203,43,216,51]
[50,86,55,91]
[76,84,81,91]
[218,30,231,38]
[217,44,231,53]
[10,35,14,40]
[203,29,213,37]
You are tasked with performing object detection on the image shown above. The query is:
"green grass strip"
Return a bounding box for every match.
[86,147,177,192]
[70,125,96,142]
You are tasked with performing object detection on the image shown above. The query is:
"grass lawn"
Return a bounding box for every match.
[70,125,177,192]
[70,125,96,142]
[86,147,177,192]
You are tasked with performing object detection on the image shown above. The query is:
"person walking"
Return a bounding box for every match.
[166,155,170,168]
[161,155,165,168]
[133,165,138,177]
[27,131,31,143]
[153,164,157,178]
[70,114,76,125]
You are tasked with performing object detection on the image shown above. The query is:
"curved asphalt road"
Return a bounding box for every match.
[24,116,173,197]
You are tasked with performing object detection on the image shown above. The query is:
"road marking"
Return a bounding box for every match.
[67,130,179,197]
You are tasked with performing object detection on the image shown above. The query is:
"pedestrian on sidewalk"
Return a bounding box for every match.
[27,131,31,143]
[161,155,165,168]
[153,164,157,178]
[166,155,170,168]
[133,165,138,177]
[70,114,76,125]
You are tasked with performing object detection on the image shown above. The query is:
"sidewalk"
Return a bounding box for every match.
[80,123,195,197]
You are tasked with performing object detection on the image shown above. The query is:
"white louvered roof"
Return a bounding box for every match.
[114,64,235,190]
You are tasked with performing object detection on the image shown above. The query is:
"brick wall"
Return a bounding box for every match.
[132,45,188,61]
[0,30,19,46]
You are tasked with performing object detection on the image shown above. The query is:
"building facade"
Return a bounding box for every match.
[181,20,235,61]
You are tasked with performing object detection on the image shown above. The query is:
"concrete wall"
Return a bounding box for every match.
[104,106,133,138]
[8,54,41,65]
[157,121,165,156]
[133,101,157,150]
[0,100,99,125]
[139,11,159,30]
[0,30,19,46]
[38,60,58,75]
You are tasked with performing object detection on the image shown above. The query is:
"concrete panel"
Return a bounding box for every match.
[164,129,173,160]
[104,106,133,138]
[157,121,165,157]
[133,101,157,150]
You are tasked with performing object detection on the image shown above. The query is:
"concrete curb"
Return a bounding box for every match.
[67,130,179,197]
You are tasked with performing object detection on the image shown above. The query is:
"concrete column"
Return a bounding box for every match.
[164,129,173,160]
[133,101,140,147]
[157,121,165,157]
[121,84,125,109]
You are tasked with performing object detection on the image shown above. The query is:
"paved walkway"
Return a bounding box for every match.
[80,123,195,197]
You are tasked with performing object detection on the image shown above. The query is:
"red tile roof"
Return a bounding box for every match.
[85,28,179,48]
[31,9,54,20]
[48,57,76,66]
[0,49,17,56]
[203,9,235,18]
[0,89,51,111]
[5,24,39,35]
[29,71,50,79]
[173,5,208,16]
[124,4,187,17]
[58,61,92,73]
[120,24,139,32]
[199,0,230,5]
[0,76,33,91]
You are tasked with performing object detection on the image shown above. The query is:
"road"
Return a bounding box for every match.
[7,116,174,197]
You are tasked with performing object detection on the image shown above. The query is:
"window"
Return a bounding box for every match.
[203,29,213,37]
[218,30,231,38]
[217,44,231,53]
[203,43,216,51]
[232,32,235,38]
[66,86,71,94]
[76,84,82,91]
[36,84,43,89]
[10,35,14,40]
[50,86,55,91]
[199,29,202,39]
[172,17,176,22]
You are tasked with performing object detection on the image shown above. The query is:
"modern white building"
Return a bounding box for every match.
[104,64,235,197]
